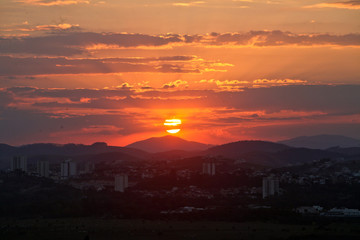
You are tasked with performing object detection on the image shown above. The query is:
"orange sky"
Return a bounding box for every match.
[0,0,360,145]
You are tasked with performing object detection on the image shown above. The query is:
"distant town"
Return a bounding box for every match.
[1,135,360,239]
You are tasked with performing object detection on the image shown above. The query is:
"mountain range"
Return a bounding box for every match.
[126,135,212,153]
[0,134,359,169]
[279,134,360,149]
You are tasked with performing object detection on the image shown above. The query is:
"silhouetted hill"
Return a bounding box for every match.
[0,143,17,154]
[15,142,147,157]
[0,137,352,169]
[326,147,360,157]
[274,158,360,176]
[0,142,149,169]
[272,148,343,166]
[219,148,344,167]
[279,134,360,149]
[73,151,143,167]
[149,150,201,161]
[205,140,290,159]
[203,140,345,167]
[126,135,213,153]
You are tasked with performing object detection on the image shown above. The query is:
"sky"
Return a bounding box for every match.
[0,0,360,146]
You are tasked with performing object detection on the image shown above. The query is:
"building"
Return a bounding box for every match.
[114,174,128,192]
[60,159,77,179]
[202,162,216,176]
[37,160,49,178]
[10,156,27,172]
[262,177,279,199]
[84,161,95,174]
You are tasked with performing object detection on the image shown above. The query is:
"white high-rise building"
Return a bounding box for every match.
[114,174,128,192]
[262,177,279,199]
[60,159,77,179]
[202,162,216,176]
[37,160,49,177]
[11,156,27,172]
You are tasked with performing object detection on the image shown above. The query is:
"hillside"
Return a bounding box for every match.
[126,135,213,153]
[279,135,360,149]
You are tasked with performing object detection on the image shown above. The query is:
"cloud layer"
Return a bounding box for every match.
[1,31,359,57]
[304,1,360,10]
[1,85,359,145]
[17,0,90,6]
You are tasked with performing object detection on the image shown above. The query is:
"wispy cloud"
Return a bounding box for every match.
[304,1,360,10]
[0,56,206,75]
[2,23,81,32]
[16,0,90,6]
[172,1,206,7]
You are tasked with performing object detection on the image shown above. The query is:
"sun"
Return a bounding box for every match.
[164,119,182,134]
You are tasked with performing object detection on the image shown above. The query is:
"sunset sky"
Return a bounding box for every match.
[0,0,360,146]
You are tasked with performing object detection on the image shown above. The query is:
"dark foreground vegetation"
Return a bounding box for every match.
[1,218,360,240]
[1,174,360,239]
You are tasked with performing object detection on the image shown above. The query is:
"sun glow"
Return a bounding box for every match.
[167,129,181,134]
[164,119,182,134]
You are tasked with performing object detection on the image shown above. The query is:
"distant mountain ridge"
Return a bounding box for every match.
[279,134,360,149]
[0,142,149,169]
[0,142,148,157]
[203,140,343,166]
[126,135,213,153]
[205,140,290,158]
[1,135,355,169]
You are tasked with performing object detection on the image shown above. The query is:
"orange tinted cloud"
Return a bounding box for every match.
[304,1,360,10]
[17,0,90,6]
[172,1,206,7]
[1,85,360,145]
[2,31,359,57]
[253,79,308,86]
[3,23,81,32]
[0,56,213,75]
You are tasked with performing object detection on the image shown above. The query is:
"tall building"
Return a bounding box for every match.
[60,159,77,179]
[262,177,279,199]
[37,160,49,178]
[202,162,216,176]
[114,174,128,192]
[10,156,27,172]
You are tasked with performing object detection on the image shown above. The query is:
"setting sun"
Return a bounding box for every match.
[164,119,182,134]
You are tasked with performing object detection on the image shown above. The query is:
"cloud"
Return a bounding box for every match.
[197,79,249,90]
[6,86,132,101]
[16,0,90,6]
[196,78,307,90]
[1,31,359,57]
[0,56,202,75]
[0,91,13,108]
[0,107,151,144]
[3,85,360,114]
[162,80,189,89]
[230,122,360,141]
[1,85,360,144]
[253,78,307,86]
[304,1,360,10]
[0,32,183,56]
[172,1,206,7]
[207,30,360,46]
[2,23,81,33]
